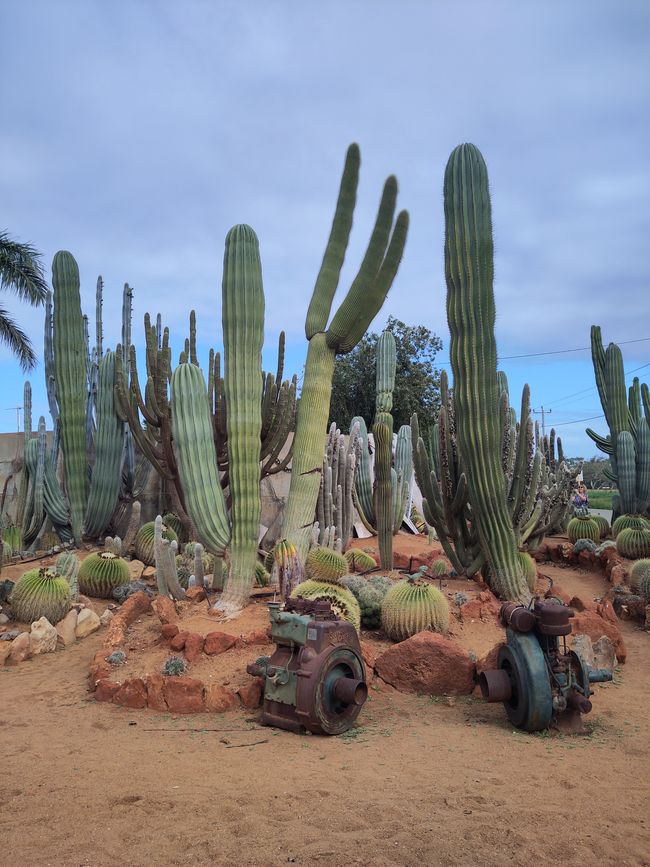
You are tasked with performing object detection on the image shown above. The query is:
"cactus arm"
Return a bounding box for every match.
[52,251,89,543]
[305,143,360,339]
[374,421,393,569]
[642,383,650,427]
[585,428,613,454]
[444,144,528,602]
[351,415,375,528]
[591,325,608,418]
[617,431,637,514]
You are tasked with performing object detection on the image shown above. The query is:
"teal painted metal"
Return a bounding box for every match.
[499,628,553,732]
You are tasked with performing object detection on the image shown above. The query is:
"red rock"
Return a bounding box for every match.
[104,619,127,649]
[605,555,624,579]
[163,676,205,713]
[113,677,147,709]
[242,629,272,646]
[152,595,179,625]
[237,677,264,709]
[145,674,168,711]
[548,544,562,563]
[578,550,596,569]
[572,610,626,664]
[569,595,596,613]
[532,543,549,563]
[392,549,411,570]
[609,565,626,586]
[183,632,205,663]
[476,642,505,675]
[597,599,619,625]
[7,632,31,665]
[205,683,239,713]
[161,623,179,640]
[460,590,501,622]
[374,632,476,695]
[204,631,238,655]
[119,590,152,623]
[185,587,206,603]
[170,630,189,652]
[94,679,121,702]
[545,582,571,604]
[359,639,379,672]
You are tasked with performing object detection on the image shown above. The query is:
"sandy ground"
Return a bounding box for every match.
[1,556,649,866]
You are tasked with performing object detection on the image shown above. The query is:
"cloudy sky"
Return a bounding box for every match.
[2,0,649,456]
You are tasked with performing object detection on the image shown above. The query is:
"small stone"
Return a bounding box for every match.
[128,560,146,580]
[99,609,114,626]
[163,676,205,713]
[113,677,147,709]
[0,613,9,625]
[151,595,179,625]
[0,630,20,641]
[161,623,180,640]
[56,609,78,647]
[243,629,272,646]
[475,642,506,675]
[94,679,121,702]
[237,677,264,709]
[569,595,595,613]
[146,674,167,710]
[205,683,238,713]
[142,566,156,579]
[183,632,205,663]
[185,587,206,604]
[106,650,127,666]
[592,636,616,671]
[0,641,12,665]
[7,631,31,664]
[75,608,102,639]
[204,631,238,655]
[170,631,189,652]
[29,617,58,655]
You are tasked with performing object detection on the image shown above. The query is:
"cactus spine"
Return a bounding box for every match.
[381,572,449,641]
[282,144,409,561]
[52,252,88,543]
[444,144,528,602]
[10,567,71,625]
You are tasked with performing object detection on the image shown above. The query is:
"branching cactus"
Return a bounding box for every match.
[282,144,409,561]
[153,514,186,600]
[315,422,360,550]
[444,144,529,602]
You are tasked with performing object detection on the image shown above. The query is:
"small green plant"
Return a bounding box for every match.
[163,656,187,676]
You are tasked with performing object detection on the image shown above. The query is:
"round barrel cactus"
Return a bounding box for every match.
[616,527,650,560]
[305,546,348,584]
[567,515,600,544]
[591,514,610,539]
[135,521,177,566]
[381,573,449,642]
[629,558,650,593]
[291,579,361,631]
[10,567,71,625]
[162,512,184,543]
[612,514,650,539]
[55,551,79,597]
[78,552,130,598]
[431,559,449,578]
[254,561,270,587]
[344,549,377,573]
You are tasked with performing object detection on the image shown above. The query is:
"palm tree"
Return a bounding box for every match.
[0,230,49,371]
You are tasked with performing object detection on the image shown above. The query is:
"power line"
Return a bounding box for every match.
[435,335,650,367]
[547,361,650,408]
[553,414,605,428]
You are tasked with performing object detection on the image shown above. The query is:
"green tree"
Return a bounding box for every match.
[329,316,442,436]
[0,230,48,371]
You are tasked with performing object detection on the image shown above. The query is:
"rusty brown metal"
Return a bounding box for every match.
[499,602,536,633]
[533,600,573,636]
[478,669,512,702]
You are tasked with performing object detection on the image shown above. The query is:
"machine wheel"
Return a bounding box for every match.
[497,629,553,732]
[296,647,366,735]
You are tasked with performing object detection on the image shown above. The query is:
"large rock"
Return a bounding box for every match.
[94,679,121,702]
[56,609,78,647]
[29,617,58,655]
[75,608,101,639]
[593,636,617,671]
[185,587,206,604]
[146,674,168,711]
[7,631,32,664]
[183,632,205,663]
[237,677,264,709]
[113,677,147,709]
[163,676,205,713]
[170,631,189,652]
[0,641,12,666]
[128,560,146,581]
[475,642,505,675]
[571,610,626,663]
[205,683,239,713]
[99,609,114,627]
[459,591,501,622]
[204,631,238,656]
[375,632,476,695]
[152,595,179,625]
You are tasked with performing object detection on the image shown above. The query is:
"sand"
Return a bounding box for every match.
[1,556,649,866]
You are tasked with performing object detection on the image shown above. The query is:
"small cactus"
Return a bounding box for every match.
[135,521,178,566]
[431,559,449,579]
[573,539,597,555]
[78,552,130,598]
[305,546,348,584]
[612,514,650,538]
[629,558,650,593]
[254,561,270,587]
[381,572,449,642]
[9,567,71,624]
[54,551,79,598]
[291,579,361,631]
[344,549,377,573]
[616,527,650,560]
[567,515,600,544]
[163,656,187,676]
[590,514,610,539]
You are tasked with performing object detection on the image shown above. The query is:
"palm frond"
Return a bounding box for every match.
[0,231,48,306]
[0,303,38,371]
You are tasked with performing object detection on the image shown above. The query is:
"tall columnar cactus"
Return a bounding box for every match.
[315,422,360,550]
[52,252,88,543]
[219,224,265,613]
[153,514,186,600]
[444,144,528,602]
[373,421,394,568]
[282,144,409,561]
[587,327,650,521]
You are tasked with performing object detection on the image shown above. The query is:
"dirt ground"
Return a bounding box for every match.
[1,547,649,866]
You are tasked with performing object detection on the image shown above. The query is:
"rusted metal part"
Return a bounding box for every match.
[247,598,367,736]
[478,668,512,703]
[533,599,573,636]
[499,602,535,633]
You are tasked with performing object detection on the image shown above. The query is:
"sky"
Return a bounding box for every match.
[1,0,649,457]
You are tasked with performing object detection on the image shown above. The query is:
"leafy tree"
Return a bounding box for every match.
[0,231,48,371]
[580,456,613,489]
[329,316,442,436]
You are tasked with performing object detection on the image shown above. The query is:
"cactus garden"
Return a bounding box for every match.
[1,5,648,863]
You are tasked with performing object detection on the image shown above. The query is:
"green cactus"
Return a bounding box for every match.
[616,527,650,560]
[163,656,187,676]
[443,144,528,603]
[10,567,71,625]
[431,559,449,579]
[153,515,186,600]
[344,549,377,572]
[135,521,177,566]
[567,515,601,543]
[291,579,361,631]
[381,572,449,642]
[612,514,650,538]
[591,514,611,539]
[52,252,88,543]
[305,546,348,584]
[282,144,408,561]
[78,551,130,598]
[341,573,393,629]
[629,558,650,592]
[315,423,360,550]
[162,513,184,543]
[373,420,394,570]
[271,539,304,602]
[254,562,270,587]
[55,551,79,598]
[518,551,537,591]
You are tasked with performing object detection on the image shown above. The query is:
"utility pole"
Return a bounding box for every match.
[532,405,551,439]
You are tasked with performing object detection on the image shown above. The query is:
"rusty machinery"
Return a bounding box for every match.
[247,599,367,735]
[479,599,613,732]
